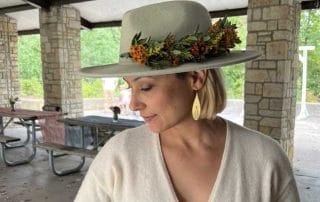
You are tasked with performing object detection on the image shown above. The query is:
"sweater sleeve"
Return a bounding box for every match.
[275,178,300,202]
[73,129,123,202]
[74,168,111,202]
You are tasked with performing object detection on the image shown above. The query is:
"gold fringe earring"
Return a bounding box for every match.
[192,92,201,120]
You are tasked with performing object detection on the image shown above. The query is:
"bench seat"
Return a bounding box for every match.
[0,135,21,143]
[36,142,97,158]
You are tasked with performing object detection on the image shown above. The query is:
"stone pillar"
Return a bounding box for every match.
[0,16,19,107]
[40,5,83,117]
[245,0,301,160]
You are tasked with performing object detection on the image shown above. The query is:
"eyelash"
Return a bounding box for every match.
[140,85,153,91]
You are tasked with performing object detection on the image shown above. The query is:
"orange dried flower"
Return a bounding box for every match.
[130,45,147,64]
[209,22,219,34]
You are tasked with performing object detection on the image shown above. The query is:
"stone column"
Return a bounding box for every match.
[245,0,301,160]
[0,16,19,107]
[40,5,83,117]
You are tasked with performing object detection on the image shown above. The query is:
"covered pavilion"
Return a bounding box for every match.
[0,0,320,201]
[0,0,319,168]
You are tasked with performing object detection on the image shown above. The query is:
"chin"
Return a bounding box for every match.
[145,123,162,134]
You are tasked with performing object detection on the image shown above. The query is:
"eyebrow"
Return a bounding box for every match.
[123,76,151,83]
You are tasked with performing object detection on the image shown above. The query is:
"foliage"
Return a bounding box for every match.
[220,16,247,99]
[122,17,241,68]
[81,27,121,97]
[222,64,245,99]
[82,79,104,98]
[18,35,42,80]
[299,10,320,102]
[81,27,120,67]
[20,79,43,97]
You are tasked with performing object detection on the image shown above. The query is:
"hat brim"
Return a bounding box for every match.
[80,50,260,78]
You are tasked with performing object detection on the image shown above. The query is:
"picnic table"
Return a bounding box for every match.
[0,107,61,166]
[37,115,144,176]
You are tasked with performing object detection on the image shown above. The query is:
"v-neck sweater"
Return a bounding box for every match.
[74,120,300,202]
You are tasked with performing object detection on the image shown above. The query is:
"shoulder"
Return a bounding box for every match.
[82,124,154,187]
[90,124,156,168]
[226,119,295,177]
[226,120,294,174]
[227,120,284,156]
[98,124,153,157]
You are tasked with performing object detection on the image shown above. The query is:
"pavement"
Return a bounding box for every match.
[0,108,319,202]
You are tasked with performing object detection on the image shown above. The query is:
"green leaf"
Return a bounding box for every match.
[172,50,181,55]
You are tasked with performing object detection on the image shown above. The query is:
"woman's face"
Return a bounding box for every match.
[124,74,194,133]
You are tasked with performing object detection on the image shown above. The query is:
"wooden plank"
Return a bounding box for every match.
[36,143,97,158]
[0,135,21,143]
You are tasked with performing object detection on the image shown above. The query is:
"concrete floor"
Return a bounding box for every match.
[0,112,319,202]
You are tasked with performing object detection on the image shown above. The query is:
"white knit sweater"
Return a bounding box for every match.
[74,120,300,202]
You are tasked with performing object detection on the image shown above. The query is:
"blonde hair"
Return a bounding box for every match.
[198,68,226,120]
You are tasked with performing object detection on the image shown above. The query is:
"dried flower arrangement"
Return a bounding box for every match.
[120,17,241,68]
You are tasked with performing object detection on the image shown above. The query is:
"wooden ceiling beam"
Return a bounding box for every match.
[0,4,35,15]
[23,0,50,9]
[209,7,247,18]
[53,0,95,4]
[13,0,320,35]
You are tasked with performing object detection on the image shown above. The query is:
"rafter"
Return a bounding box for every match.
[10,0,319,35]
[52,0,95,4]
[0,4,35,15]
[81,17,94,29]
[23,0,50,9]
[209,7,247,18]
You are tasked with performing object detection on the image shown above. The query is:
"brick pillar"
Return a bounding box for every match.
[40,6,83,117]
[0,16,19,107]
[245,0,301,160]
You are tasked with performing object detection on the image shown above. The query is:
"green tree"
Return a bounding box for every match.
[81,27,121,97]
[18,34,43,97]
[81,27,120,67]
[220,16,247,99]
[299,10,320,101]
[18,34,42,80]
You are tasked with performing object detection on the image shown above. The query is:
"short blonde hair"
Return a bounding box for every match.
[198,68,226,120]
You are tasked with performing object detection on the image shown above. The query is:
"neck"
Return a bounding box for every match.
[159,117,226,150]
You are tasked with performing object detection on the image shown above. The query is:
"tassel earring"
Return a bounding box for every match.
[192,92,201,120]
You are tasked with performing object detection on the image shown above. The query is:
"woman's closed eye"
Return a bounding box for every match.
[140,84,153,91]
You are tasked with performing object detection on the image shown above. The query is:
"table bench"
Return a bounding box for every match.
[0,107,62,166]
[37,115,143,176]
[0,135,21,143]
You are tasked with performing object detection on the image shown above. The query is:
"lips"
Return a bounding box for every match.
[142,114,157,123]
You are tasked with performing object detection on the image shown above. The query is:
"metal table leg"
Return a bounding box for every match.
[1,119,37,166]
[48,125,86,176]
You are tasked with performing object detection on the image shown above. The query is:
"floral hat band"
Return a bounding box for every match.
[120,17,241,69]
[80,1,260,78]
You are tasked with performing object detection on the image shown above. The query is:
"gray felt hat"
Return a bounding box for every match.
[80,1,260,78]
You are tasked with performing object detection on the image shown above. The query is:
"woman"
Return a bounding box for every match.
[75,1,299,201]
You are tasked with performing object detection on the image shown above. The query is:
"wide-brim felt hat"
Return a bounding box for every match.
[80,1,260,78]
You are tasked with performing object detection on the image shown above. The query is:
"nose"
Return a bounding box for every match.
[129,91,144,112]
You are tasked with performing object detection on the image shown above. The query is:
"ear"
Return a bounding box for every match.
[188,70,207,90]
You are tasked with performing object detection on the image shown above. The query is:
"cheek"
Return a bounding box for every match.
[158,86,192,117]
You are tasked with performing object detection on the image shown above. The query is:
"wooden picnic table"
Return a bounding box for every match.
[0,107,61,166]
[37,115,144,176]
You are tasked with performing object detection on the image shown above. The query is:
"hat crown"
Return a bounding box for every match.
[119,1,211,64]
